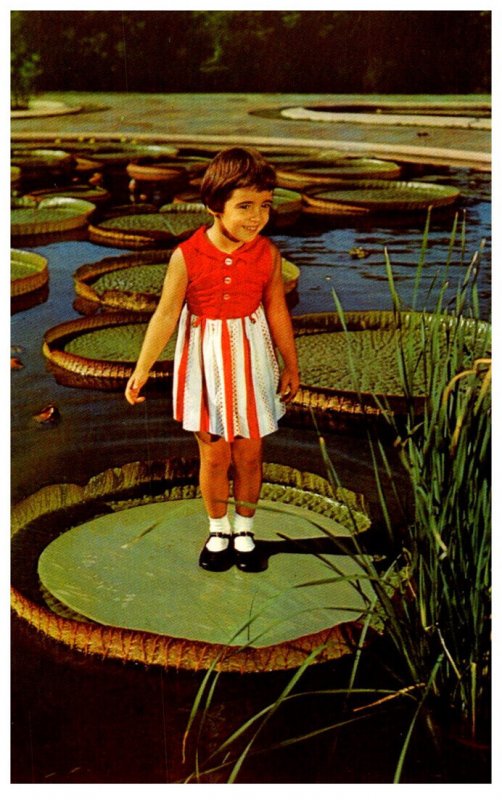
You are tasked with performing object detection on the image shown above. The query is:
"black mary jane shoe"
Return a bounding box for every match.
[234,536,267,573]
[199,534,234,572]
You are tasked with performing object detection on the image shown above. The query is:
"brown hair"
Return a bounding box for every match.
[200,147,276,212]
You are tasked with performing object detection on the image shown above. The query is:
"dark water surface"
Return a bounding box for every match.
[11,166,491,783]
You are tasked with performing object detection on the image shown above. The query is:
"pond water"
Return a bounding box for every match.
[11,164,491,783]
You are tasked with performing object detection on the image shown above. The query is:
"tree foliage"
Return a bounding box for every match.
[11,10,491,95]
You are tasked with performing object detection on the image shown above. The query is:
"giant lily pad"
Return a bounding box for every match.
[26,184,111,206]
[290,310,491,423]
[72,143,179,166]
[11,248,49,312]
[11,148,75,182]
[11,248,48,294]
[12,458,375,672]
[302,179,460,215]
[126,160,189,183]
[42,312,172,389]
[276,158,402,190]
[89,203,212,248]
[11,196,96,236]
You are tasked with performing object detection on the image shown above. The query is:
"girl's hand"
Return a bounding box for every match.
[279,367,300,403]
[125,372,148,405]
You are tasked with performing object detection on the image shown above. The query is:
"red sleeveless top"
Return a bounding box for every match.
[178,226,274,319]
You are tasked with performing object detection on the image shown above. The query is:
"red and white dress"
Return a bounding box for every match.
[172,226,285,441]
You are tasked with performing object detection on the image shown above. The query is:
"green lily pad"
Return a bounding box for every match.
[91,262,168,296]
[11,197,96,235]
[63,322,176,361]
[296,319,489,396]
[11,251,47,281]
[37,496,373,648]
[98,207,211,240]
[13,458,374,671]
[277,158,402,187]
[11,248,49,299]
[304,179,460,211]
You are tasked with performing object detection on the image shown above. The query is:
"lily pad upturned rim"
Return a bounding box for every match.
[276,158,402,188]
[11,196,97,236]
[11,248,49,296]
[289,310,491,419]
[11,147,75,171]
[11,457,372,672]
[88,203,212,249]
[26,184,112,205]
[302,179,461,213]
[126,160,189,182]
[73,249,173,311]
[71,143,180,165]
[42,311,169,389]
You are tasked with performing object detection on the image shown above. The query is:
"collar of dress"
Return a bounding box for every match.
[191,225,263,262]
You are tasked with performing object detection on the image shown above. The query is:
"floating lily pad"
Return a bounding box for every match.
[276,158,402,190]
[42,312,172,389]
[11,147,75,176]
[11,248,49,295]
[126,160,188,183]
[12,457,375,671]
[290,310,491,422]
[11,197,96,236]
[26,184,111,205]
[91,262,168,297]
[63,321,175,362]
[303,179,460,214]
[38,498,373,648]
[74,143,179,166]
[89,204,212,248]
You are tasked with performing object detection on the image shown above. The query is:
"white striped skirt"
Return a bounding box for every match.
[172,304,285,441]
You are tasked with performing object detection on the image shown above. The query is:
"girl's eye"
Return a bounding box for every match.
[235,202,271,211]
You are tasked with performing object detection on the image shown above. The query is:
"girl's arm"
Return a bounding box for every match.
[125,248,188,404]
[262,244,300,402]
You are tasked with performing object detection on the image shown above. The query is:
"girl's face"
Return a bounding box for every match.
[211,187,273,244]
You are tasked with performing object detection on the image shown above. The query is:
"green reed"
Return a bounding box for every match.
[182,210,491,783]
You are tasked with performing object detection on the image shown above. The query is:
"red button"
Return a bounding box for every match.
[224,276,231,284]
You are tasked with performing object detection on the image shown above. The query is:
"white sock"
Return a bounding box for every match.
[233,513,255,552]
[206,515,231,552]
[234,534,255,552]
[233,512,254,533]
[206,534,229,552]
[209,514,232,534]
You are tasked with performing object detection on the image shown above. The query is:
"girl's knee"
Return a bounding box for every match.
[232,440,263,472]
[196,434,231,473]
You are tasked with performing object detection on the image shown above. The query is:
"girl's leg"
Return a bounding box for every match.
[195,431,232,520]
[231,437,263,519]
[195,432,233,570]
[231,438,264,568]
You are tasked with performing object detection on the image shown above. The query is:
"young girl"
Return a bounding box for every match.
[125,147,300,572]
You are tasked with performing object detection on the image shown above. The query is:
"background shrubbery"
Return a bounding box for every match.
[11,10,491,96]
